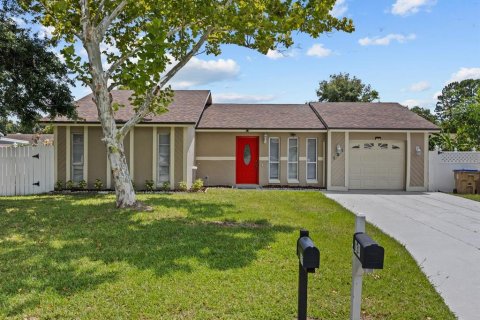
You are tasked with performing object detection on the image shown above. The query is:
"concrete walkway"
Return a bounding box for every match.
[323,191,480,320]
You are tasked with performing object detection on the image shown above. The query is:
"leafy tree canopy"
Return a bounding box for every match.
[0,11,76,132]
[410,106,438,124]
[435,79,480,132]
[316,72,379,102]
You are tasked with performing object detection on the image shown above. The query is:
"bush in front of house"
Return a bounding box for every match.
[78,180,87,190]
[191,179,204,192]
[94,179,104,190]
[145,180,155,192]
[55,180,64,191]
[178,181,188,192]
[161,181,170,191]
[66,180,74,190]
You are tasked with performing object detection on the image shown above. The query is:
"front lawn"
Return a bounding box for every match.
[0,189,454,319]
[454,193,480,202]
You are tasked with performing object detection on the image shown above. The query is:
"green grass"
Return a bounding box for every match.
[0,189,454,319]
[454,193,480,202]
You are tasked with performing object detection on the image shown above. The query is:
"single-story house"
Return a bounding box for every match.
[44,90,439,191]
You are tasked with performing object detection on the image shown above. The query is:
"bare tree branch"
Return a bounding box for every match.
[117,27,214,140]
[96,0,128,40]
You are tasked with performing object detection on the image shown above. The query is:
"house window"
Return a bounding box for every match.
[71,133,84,183]
[288,137,298,181]
[269,137,280,182]
[306,138,317,182]
[158,133,170,184]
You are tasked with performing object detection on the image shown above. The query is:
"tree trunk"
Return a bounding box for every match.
[81,10,138,209]
[108,139,136,208]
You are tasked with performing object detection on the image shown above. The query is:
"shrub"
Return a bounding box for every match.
[178,181,188,192]
[94,179,104,190]
[191,179,204,192]
[55,180,64,191]
[78,180,87,190]
[161,181,170,191]
[66,180,74,190]
[145,180,155,191]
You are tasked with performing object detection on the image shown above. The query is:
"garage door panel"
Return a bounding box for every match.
[349,140,405,190]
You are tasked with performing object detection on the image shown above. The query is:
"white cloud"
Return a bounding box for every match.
[447,67,480,83]
[330,0,348,17]
[358,33,416,46]
[402,99,420,108]
[432,91,442,101]
[265,49,297,60]
[409,81,431,92]
[170,57,240,89]
[213,93,276,103]
[38,26,55,39]
[266,49,286,60]
[11,16,26,27]
[391,0,436,16]
[306,44,332,58]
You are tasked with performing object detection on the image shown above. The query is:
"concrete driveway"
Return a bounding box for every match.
[323,191,480,320]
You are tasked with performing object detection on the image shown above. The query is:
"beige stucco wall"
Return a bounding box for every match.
[87,127,107,188]
[57,126,66,183]
[133,127,153,188]
[410,132,425,187]
[330,132,346,187]
[195,131,325,187]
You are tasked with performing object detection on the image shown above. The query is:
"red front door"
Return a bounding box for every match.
[236,136,259,184]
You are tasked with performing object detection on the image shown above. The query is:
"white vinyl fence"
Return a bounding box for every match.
[428,151,480,192]
[0,145,54,196]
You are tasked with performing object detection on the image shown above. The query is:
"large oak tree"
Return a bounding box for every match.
[19,0,354,208]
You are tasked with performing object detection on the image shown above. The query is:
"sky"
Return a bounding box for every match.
[17,0,480,111]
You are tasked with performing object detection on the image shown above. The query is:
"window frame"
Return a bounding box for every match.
[287,137,299,183]
[157,132,171,185]
[306,138,318,183]
[71,133,84,183]
[268,137,280,183]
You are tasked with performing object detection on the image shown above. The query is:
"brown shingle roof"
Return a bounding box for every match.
[49,90,211,124]
[197,104,326,130]
[310,102,439,130]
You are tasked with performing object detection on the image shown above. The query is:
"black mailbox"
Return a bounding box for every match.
[353,232,384,269]
[297,231,320,273]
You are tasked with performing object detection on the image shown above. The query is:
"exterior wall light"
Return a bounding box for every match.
[336,144,343,157]
[263,133,268,144]
[415,145,422,156]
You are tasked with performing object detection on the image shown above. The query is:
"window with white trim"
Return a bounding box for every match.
[306,138,317,181]
[269,137,280,181]
[71,133,84,183]
[158,133,170,184]
[287,137,298,181]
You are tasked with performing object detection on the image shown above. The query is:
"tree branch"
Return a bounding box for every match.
[116,27,214,140]
[79,0,90,41]
[96,0,128,40]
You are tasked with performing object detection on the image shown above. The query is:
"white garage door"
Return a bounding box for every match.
[349,140,405,190]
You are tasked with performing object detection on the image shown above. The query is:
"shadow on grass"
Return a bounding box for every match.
[0,194,292,316]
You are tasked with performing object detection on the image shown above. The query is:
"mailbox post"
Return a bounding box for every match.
[350,214,384,320]
[296,229,320,320]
